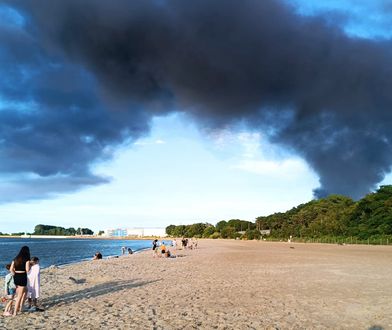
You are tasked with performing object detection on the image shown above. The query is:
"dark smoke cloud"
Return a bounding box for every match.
[1,0,392,201]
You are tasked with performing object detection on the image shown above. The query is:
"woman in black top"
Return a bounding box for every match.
[10,246,31,316]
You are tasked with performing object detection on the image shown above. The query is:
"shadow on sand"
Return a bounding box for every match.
[42,279,159,309]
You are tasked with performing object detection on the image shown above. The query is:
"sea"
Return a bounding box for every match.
[0,238,159,276]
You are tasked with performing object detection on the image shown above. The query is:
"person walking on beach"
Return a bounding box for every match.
[3,264,16,316]
[27,257,40,311]
[10,246,31,316]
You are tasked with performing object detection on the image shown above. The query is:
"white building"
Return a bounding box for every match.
[104,227,166,237]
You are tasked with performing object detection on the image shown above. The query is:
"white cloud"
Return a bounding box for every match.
[232,158,313,181]
[133,138,166,146]
[236,132,261,159]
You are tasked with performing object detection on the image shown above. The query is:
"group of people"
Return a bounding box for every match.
[93,246,134,260]
[152,240,174,258]
[152,238,197,258]
[181,238,198,250]
[3,246,41,317]
[121,246,133,255]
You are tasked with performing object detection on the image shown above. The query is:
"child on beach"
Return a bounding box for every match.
[27,257,40,311]
[3,264,16,316]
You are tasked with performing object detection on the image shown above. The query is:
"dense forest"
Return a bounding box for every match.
[166,185,392,241]
[33,224,94,236]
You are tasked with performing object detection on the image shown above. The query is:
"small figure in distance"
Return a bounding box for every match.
[3,263,16,316]
[121,246,126,255]
[127,248,133,255]
[93,252,102,260]
[160,242,167,256]
[152,239,158,257]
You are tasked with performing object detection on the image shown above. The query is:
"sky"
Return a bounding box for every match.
[0,0,392,233]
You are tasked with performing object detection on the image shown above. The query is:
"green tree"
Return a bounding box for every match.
[220,226,236,239]
[216,220,228,232]
[227,219,255,231]
[166,225,176,236]
[185,223,208,237]
[172,225,187,237]
[203,225,216,238]
[243,229,261,240]
[349,185,392,238]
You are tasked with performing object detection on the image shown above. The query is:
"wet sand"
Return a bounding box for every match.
[1,239,391,329]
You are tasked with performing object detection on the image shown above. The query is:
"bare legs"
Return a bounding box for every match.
[13,286,26,316]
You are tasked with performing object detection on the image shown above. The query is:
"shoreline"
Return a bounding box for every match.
[44,246,152,271]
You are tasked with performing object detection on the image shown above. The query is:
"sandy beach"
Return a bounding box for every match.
[1,239,391,329]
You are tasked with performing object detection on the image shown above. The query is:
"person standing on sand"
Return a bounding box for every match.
[121,246,126,255]
[152,239,159,257]
[3,263,16,316]
[10,246,31,316]
[27,257,41,311]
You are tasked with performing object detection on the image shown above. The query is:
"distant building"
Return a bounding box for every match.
[105,228,128,237]
[104,227,166,238]
[126,228,144,237]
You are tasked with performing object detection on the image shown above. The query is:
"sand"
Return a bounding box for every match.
[1,239,391,329]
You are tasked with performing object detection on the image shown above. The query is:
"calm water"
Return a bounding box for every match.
[0,238,157,276]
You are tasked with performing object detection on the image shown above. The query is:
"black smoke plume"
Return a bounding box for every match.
[1,0,392,201]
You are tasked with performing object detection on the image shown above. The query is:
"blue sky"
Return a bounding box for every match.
[1,0,392,233]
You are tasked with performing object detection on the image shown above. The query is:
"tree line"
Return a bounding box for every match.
[166,219,260,240]
[166,185,392,241]
[33,224,94,236]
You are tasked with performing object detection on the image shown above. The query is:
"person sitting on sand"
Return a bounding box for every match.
[127,248,133,255]
[93,252,102,260]
[160,242,167,256]
[3,263,16,316]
